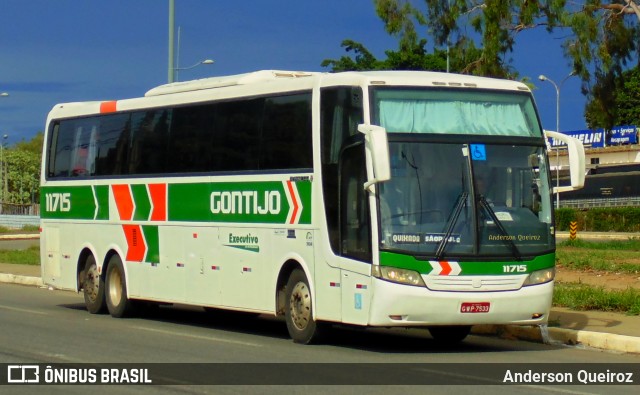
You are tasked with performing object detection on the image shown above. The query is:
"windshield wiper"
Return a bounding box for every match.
[401,150,423,223]
[435,192,467,260]
[477,195,522,261]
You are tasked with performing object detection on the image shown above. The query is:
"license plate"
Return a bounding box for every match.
[460,302,490,313]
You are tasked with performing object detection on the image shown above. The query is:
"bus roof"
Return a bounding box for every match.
[47,70,532,120]
[145,69,531,97]
[144,70,318,96]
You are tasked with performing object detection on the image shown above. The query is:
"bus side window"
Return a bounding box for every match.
[95,114,130,176]
[50,122,70,177]
[340,144,371,262]
[320,87,364,256]
[261,93,313,170]
[65,119,99,177]
[129,110,170,174]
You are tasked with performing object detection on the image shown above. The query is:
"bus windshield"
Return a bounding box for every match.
[372,87,553,259]
[378,141,553,258]
[372,87,543,138]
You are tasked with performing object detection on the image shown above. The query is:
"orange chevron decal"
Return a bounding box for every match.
[100,101,117,113]
[440,261,452,275]
[428,260,462,276]
[122,225,146,262]
[112,184,134,221]
[286,180,299,224]
[148,183,167,221]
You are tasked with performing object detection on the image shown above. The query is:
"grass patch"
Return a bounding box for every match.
[559,238,640,251]
[0,225,40,234]
[556,239,640,275]
[554,282,640,315]
[0,246,40,265]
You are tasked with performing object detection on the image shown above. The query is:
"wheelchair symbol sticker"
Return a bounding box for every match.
[470,144,487,161]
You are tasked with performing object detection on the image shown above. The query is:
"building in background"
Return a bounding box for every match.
[549,125,640,208]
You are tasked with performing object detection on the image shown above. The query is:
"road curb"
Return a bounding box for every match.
[2,273,638,354]
[0,234,40,240]
[473,324,640,354]
[546,327,640,354]
[0,273,43,287]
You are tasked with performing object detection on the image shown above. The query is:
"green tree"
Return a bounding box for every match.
[563,2,639,129]
[14,131,44,156]
[374,0,554,78]
[372,1,640,127]
[3,133,42,205]
[4,149,40,204]
[615,67,640,126]
[585,66,640,128]
[321,40,383,71]
[321,38,483,73]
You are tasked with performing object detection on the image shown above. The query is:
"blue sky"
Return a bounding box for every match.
[0,0,586,145]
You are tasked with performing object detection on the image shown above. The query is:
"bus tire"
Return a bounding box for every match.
[428,325,471,344]
[105,255,135,318]
[83,254,106,314]
[285,268,323,344]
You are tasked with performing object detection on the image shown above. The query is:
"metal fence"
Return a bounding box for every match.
[559,197,640,209]
[0,203,40,229]
[0,203,40,216]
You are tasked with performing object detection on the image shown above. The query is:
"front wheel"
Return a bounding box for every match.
[428,325,471,344]
[105,255,135,318]
[285,269,323,344]
[83,255,106,314]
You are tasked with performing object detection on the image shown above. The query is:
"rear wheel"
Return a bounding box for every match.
[105,255,135,318]
[285,269,323,344]
[83,255,106,314]
[428,325,471,344]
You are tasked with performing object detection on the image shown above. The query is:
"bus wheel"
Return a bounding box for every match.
[285,269,322,344]
[428,325,471,344]
[105,255,135,318]
[83,255,106,314]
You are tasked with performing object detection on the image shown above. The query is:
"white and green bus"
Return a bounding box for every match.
[40,70,585,344]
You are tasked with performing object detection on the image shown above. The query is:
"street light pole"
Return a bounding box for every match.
[175,59,214,82]
[168,0,175,83]
[0,134,7,206]
[538,72,576,209]
[0,94,8,208]
[167,4,213,83]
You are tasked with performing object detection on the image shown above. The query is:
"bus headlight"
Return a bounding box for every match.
[523,267,555,286]
[372,265,426,287]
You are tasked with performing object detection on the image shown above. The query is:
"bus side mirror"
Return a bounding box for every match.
[544,131,586,193]
[358,124,391,190]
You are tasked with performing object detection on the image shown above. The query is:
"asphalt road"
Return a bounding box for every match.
[1,283,638,394]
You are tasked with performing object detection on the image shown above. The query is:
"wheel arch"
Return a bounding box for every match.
[76,246,98,291]
[275,257,312,316]
[102,247,128,293]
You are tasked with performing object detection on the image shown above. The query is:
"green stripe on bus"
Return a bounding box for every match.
[168,181,311,224]
[168,183,213,222]
[43,180,312,225]
[296,180,312,224]
[131,184,151,221]
[94,185,109,220]
[41,186,99,220]
[379,251,555,275]
[142,225,160,263]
